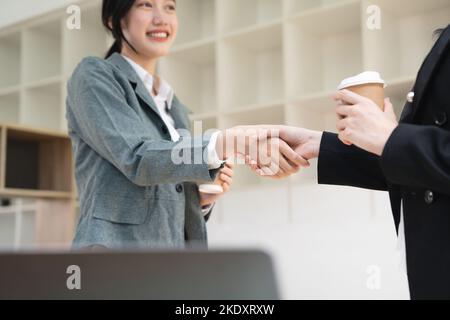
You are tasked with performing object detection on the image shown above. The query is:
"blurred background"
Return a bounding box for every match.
[0,0,449,299]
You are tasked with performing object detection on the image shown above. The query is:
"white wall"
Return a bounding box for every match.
[0,0,74,29]
[208,182,410,300]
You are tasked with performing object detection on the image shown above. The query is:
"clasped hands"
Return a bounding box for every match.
[214,89,399,179]
[214,125,322,179]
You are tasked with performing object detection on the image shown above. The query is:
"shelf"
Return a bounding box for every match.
[176,0,215,45]
[285,0,363,97]
[219,23,284,110]
[63,4,108,76]
[0,198,74,249]
[160,41,217,114]
[17,209,37,248]
[285,0,351,15]
[0,127,4,189]
[220,103,285,128]
[22,81,62,130]
[0,198,37,249]
[0,189,74,199]
[364,0,450,80]
[0,199,38,215]
[0,213,15,248]
[22,20,62,83]
[0,32,21,88]
[0,91,20,124]
[218,0,281,33]
[3,126,72,195]
[286,100,336,132]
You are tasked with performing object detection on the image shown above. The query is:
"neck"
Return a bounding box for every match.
[122,48,157,75]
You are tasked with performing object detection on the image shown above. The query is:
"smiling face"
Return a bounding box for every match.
[121,0,178,63]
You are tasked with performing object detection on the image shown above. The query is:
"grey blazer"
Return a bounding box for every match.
[66,53,220,249]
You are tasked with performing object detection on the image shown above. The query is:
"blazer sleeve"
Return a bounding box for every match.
[67,57,219,187]
[380,123,450,196]
[318,132,388,191]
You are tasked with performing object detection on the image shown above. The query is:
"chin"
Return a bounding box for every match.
[144,45,172,58]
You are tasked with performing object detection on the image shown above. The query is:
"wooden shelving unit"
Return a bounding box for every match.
[0,0,448,248]
[0,123,76,249]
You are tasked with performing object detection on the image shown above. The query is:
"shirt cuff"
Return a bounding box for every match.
[207,131,224,170]
[201,203,215,216]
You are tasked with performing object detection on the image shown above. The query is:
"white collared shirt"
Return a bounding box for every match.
[122,55,222,215]
[122,55,222,170]
[398,202,407,274]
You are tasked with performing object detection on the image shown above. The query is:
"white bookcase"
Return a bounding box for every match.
[0,0,448,252]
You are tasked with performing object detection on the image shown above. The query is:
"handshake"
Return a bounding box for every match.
[214,126,324,179]
[213,85,398,179]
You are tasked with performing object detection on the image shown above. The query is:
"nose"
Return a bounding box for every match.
[152,7,168,26]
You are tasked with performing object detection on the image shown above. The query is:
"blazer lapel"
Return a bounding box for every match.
[410,25,450,120]
[107,53,163,121]
[168,95,192,130]
[108,53,194,132]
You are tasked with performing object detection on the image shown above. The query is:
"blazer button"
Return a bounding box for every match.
[176,184,183,193]
[406,91,415,103]
[424,190,434,205]
[434,112,447,126]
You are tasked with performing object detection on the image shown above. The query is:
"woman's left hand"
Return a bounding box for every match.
[334,89,399,156]
[199,163,234,207]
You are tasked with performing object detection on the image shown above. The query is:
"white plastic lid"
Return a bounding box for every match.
[199,184,224,194]
[338,71,386,90]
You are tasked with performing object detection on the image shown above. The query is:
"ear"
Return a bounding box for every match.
[107,17,113,30]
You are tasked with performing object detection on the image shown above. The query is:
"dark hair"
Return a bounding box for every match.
[434,28,444,38]
[102,0,137,58]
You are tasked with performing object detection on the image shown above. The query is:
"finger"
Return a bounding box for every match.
[279,140,310,167]
[338,129,353,146]
[220,173,232,185]
[336,117,350,131]
[279,155,300,174]
[268,162,281,176]
[220,166,234,178]
[222,183,230,192]
[335,89,367,105]
[336,104,355,118]
[260,166,276,176]
[248,162,261,173]
[336,111,344,121]
[275,169,289,179]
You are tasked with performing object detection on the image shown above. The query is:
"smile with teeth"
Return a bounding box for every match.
[147,32,169,39]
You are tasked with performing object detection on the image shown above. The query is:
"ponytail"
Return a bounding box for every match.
[105,40,122,59]
[102,0,137,59]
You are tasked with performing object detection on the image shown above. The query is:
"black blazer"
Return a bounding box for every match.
[318,25,450,300]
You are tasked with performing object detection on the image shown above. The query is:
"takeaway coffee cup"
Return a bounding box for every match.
[198,184,223,194]
[338,71,386,110]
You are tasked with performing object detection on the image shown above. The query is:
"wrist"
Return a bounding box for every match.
[215,131,227,160]
[309,130,323,158]
[377,124,398,156]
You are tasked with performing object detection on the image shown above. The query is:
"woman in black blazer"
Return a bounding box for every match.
[250,25,450,299]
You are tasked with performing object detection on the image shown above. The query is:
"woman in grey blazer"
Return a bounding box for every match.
[66,0,239,249]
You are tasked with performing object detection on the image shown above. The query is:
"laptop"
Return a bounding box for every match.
[0,249,280,300]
